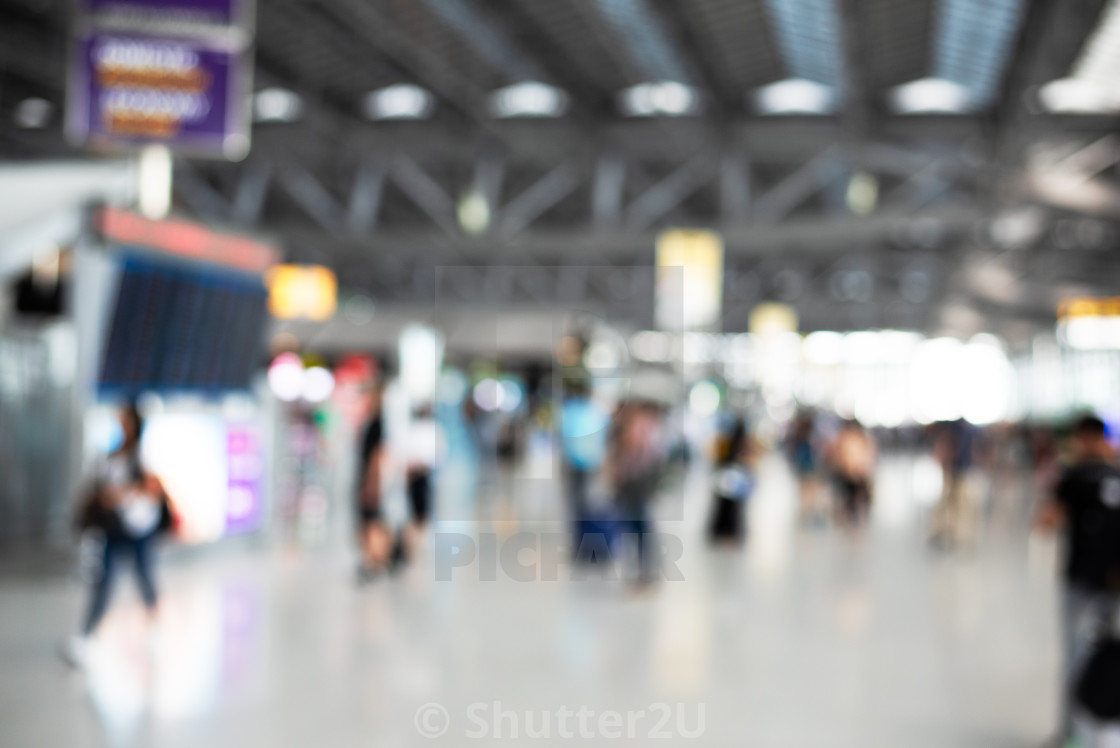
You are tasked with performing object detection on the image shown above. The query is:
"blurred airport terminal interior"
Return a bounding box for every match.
[3,0,1120,746]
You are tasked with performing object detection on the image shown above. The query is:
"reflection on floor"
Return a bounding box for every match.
[0,454,1085,747]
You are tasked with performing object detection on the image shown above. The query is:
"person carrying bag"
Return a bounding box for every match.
[61,406,174,668]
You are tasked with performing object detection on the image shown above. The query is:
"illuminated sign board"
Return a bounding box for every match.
[1058,297,1120,320]
[69,32,248,158]
[655,229,724,331]
[266,265,338,321]
[68,0,253,158]
[142,413,264,543]
[1057,297,1120,350]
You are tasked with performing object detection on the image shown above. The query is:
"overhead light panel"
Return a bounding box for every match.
[1038,79,1119,114]
[753,78,836,115]
[1039,0,1120,113]
[489,81,569,118]
[931,0,1025,110]
[363,84,435,121]
[889,77,971,114]
[252,87,303,123]
[619,81,700,117]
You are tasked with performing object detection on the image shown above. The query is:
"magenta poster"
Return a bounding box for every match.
[225,424,263,535]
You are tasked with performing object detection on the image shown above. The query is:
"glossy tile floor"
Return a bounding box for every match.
[0,454,1086,746]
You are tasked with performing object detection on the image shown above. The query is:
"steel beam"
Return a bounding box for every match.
[390,156,459,235]
[625,153,714,230]
[278,164,346,237]
[232,161,272,228]
[346,160,387,236]
[497,165,580,237]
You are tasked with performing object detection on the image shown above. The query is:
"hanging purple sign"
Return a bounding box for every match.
[68,32,248,158]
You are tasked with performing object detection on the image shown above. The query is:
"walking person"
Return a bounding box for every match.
[62,405,172,667]
[827,419,877,527]
[708,415,755,545]
[394,404,446,568]
[1036,416,1120,748]
[606,401,665,588]
[559,378,611,562]
[788,411,825,526]
[356,384,392,581]
[931,418,981,549]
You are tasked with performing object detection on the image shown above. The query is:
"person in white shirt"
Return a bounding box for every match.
[63,405,171,666]
[392,404,446,569]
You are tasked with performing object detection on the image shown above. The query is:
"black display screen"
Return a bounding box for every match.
[99,253,269,397]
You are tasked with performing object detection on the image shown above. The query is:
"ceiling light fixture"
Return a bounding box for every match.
[363,84,435,121]
[457,189,491,234]
[14,97,53,128]
[1038,78,1120,114]
[489,81,569,118]
[889,77,971,114]
[619,81,700,117]
[252,87,303,123]
[753,78,836,115]
[1039,0,1120,113]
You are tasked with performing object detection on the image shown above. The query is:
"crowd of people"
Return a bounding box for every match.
[60,381,1120,746]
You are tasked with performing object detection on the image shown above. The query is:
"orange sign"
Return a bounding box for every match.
[1058,297,1120,320]
[266,264,337,321]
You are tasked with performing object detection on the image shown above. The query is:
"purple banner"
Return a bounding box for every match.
[69,32,247,157]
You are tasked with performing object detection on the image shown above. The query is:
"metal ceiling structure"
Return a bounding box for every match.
[2,0,1120,342]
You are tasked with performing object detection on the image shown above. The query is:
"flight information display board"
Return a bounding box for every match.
[99,253,268,397]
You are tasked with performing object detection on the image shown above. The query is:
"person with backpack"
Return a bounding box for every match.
[1036,415,1120,747]
[560,378,611,562]
[62,405,173,667]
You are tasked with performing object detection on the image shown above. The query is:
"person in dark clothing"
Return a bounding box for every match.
[63,405,172,667]
[788,411,824,525]
[1037,415,1120,746]
[356,385,391,581]
[931,418,981,548]
[708,416,754,544]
